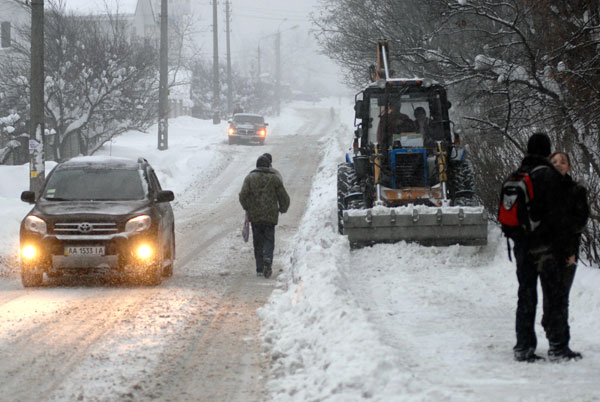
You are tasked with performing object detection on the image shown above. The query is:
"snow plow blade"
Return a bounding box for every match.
[343,206,488,248]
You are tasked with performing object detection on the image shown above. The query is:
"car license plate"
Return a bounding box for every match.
[64,246,105,256]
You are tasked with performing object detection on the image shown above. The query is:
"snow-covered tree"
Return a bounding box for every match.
[190,60,277,119]
[0,1,159,160]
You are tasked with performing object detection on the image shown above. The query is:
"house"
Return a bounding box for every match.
[133,0,191,41]
[0,0,29,51]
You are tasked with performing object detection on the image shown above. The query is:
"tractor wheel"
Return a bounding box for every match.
[447,159,477,206]
[337,162,361,235]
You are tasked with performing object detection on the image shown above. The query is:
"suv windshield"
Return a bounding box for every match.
[43,168,147,201]
[234,115,264,125]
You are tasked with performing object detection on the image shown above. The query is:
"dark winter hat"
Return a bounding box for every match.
[414,106,426,117]
[262,153,273,164]
[527,133,552,157]
[256,155,270,168]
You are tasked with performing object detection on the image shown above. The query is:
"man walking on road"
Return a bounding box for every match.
[239,155,290,278]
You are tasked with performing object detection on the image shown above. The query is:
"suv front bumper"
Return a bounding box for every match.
[20,231,159,273]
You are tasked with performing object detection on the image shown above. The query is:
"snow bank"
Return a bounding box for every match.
[259,126,419,401]
[259,105,600,400]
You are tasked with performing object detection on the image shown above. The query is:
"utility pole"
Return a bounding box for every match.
[212,0,220,124]
[157,0,169,150]
[30,0,45,195]
[275,30,281,116]
[225,0,232,115]
[257,44,261,77]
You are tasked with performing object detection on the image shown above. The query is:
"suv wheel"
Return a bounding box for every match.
[162,231,175,277]
[142,262,162,286]
[21,267,43,287]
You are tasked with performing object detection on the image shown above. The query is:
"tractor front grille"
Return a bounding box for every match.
[394,152,426,187]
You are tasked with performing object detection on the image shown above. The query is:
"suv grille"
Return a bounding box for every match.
[237,128,255,136]
[53,222,119,235]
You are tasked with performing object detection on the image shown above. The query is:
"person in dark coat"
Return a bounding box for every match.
[549,151,589,264]
[539,151,589,361]
[511,133,573,362]
[239,155,290,278]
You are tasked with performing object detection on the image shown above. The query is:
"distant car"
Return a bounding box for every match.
[19,156,175,287]
[227,113,268,145]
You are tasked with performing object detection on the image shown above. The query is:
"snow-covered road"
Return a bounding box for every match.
[1,99,599,402]
[0,104,338,401]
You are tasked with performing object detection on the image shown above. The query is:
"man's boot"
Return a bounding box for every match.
[548,345,582,362]
[263,261,272,278]
[514,347,545,363]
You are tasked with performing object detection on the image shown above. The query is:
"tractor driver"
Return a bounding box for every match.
[376,103,415,151]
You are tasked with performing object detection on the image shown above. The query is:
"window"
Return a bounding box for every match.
[1,22,10,48]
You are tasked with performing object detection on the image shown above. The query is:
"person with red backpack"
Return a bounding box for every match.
[499,133,579,362]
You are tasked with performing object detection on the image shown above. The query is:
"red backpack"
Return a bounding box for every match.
[498,166,547,240]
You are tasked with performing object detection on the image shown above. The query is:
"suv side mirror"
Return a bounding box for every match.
[264,122,269,126]
[21,191,36,204]
[227,119,232,124]
[156,190,174,203]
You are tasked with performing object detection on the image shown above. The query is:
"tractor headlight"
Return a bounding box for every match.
[21,245,37,260]
[24,215,47,235]
[126,215,151,233]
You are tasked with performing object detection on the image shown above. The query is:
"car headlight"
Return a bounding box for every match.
[136,244,153,260]
[126,215,151,232]
[258,128,266,136]
[21,245,37,260]
[228,127,236,135]
[24,215,47,235]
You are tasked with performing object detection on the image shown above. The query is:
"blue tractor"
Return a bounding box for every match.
[337,40,487,248]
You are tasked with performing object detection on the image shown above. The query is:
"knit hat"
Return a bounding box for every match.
[527,133,551,157]
[256,155,270,168]
[262,153,273,164]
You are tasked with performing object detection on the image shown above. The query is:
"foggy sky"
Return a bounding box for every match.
[64,0,348,96]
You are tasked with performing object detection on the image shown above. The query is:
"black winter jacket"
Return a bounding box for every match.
[554,174,589,260]
[518,154,564,250]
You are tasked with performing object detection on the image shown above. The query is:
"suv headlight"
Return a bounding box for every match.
[24,215,47,235]
[126,215,151,232]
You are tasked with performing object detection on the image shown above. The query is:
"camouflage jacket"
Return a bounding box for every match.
[239,167,290,225]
